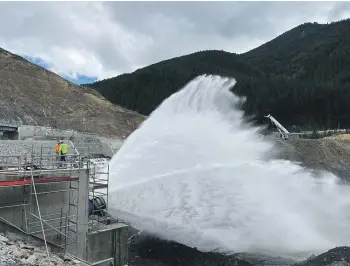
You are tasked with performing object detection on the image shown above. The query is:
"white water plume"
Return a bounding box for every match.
[108,75,350,261]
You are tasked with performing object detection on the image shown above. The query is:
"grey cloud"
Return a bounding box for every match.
[102,1,342,69]
[105,2,335,39]
[95,38,129,71]
[0,2,347,80]
[0,2,129,74]
[327,2,350,21]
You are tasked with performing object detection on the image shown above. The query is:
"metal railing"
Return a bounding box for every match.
[0,144,84,259]
[0,141,113,263]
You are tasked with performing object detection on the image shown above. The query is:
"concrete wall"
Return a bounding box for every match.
[26,181,72,245]
[0,186,28,230]
[0,168,92,249]
[0,140,76,167]
[0,179,72,244]
[86,224,128,266]
[18,125,124,158]
[18,125,35,140]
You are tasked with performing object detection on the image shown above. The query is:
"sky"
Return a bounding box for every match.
[0,1,349,85]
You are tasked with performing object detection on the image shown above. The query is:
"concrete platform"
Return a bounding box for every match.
[85,223,128,266]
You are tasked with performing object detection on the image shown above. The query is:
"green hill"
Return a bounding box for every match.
[85,19,350,130]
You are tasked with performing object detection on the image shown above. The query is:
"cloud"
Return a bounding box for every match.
[0,2,349,82]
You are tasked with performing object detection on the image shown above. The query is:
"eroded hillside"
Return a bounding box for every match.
[0,48,145,137]
[274,138,350,180]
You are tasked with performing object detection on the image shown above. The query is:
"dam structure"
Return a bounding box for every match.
[0,125,127,266]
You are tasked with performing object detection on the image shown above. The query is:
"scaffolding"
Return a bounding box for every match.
[0,141,113,260]
[88,160,115,231]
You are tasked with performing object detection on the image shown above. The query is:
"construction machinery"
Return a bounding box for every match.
[265,114,290,140]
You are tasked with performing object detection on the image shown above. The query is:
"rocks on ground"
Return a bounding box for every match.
[0,232,81,266]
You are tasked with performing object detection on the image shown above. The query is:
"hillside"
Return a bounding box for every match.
[274,138,350,180]
[86,19,350,130]
[85,50,288,126]
[241,19,350,80]
[0,48,145,138]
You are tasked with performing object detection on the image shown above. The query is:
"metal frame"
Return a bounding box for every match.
[0,143,82,248]
[88,160,111,231]
[29,166,51,263]
[0,141,112,261]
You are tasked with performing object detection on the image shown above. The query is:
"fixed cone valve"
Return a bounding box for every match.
[88,196,107,216]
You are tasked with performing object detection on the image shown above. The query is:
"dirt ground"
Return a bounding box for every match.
[273,138,350,181]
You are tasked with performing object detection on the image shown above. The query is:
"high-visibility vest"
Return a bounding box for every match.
[60,143,69,154]
[55,144,60,153]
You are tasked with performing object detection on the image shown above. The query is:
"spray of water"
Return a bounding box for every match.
[107,75,350,260]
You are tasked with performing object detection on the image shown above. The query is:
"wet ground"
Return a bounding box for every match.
[128,230,350,266]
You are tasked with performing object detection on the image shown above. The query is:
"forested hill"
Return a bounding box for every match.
[85,19,350,130]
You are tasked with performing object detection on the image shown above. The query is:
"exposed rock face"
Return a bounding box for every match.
[0,48,145,138]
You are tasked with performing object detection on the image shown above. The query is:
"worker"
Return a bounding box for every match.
[55,140,61,160]
[59,141,69,163]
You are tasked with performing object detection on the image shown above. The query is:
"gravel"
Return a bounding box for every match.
[0,232,81,266]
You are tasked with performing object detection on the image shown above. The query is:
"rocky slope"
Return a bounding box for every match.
[0,48,145,138]
[275,138,350,180]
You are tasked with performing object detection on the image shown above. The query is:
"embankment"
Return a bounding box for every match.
[274,138,350,180]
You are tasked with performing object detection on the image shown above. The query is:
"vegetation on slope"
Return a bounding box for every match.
[86,19,350,130]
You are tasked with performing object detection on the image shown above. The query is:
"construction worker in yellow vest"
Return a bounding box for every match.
[59,141,69,163]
